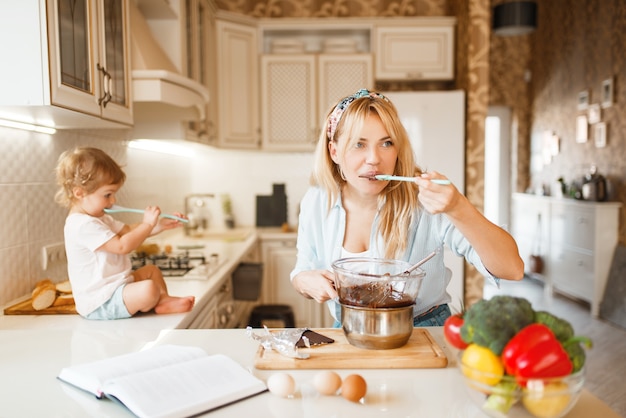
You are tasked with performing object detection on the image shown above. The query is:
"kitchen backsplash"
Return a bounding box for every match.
[0,126,312,306]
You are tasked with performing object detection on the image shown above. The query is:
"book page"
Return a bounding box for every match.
[58,345,206,397]
[102,354,266,418]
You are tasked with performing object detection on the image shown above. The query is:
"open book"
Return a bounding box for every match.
[57,344,267,418]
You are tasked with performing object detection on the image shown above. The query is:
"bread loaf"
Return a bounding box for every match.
[31,279,57,310]
[52,294,75,307]
[55,280,72,294]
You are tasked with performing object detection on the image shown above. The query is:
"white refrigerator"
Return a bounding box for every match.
[382,90,466,313]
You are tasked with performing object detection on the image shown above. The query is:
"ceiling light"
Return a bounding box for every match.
[493,1,537,36]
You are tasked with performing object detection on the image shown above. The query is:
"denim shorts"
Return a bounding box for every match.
[331,303,451,328]
[84,285,131,320]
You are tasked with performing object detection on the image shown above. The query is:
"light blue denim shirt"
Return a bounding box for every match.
[290,186,497,321]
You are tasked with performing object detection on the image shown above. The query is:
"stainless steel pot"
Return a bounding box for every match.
[340,303,414,350]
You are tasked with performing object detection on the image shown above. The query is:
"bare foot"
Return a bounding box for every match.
[154,295,195,314]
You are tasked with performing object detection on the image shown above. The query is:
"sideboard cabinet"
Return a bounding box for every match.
[511,193,621,317]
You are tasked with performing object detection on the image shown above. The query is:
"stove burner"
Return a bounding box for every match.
[131,251,206,277]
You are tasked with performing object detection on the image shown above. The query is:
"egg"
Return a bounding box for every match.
[341,374,367,402]
[267,373,296,398]
[313,370,342,396]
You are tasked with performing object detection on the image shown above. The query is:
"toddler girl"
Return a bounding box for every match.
[55,147,195,319]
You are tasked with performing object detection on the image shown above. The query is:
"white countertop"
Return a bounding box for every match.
[0,327,619,418]
[0,228,269,331]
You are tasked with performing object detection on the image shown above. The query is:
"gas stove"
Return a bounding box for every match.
[131,250,215,278]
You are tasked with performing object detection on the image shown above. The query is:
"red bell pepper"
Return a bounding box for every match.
[502,323,573,380]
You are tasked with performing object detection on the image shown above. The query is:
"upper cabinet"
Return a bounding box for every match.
[258,19,373,151]
[211,15,260,149]
[0,0,132,129]
[374,18,455,80]
[261,54,372,151]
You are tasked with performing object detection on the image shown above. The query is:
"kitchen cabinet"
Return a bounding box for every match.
[0,0,132,128]
[374,20,455,80]
[511,193,621,317]
[182,0,216,144]
[259,235,333,328]
[260,53,372,151]
[211,15,260,149]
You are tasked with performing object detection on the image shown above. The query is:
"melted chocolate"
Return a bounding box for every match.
[338,283,414,308]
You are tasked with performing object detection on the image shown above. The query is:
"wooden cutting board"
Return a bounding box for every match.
[3,298,77,315]
[254,328,447,370]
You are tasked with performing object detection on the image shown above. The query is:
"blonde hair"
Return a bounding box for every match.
[311,91,423,258]
[54,147,126,208]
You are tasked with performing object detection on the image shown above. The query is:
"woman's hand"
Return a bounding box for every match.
[292,270,338,303]
[415,172,460,214]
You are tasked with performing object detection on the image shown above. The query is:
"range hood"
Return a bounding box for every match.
[129,0,209,122]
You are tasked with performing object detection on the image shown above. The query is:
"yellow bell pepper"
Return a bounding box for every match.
[461,344,504,386]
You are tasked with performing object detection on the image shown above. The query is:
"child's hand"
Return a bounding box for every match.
[142,206,161,228]
[158,212,187,231]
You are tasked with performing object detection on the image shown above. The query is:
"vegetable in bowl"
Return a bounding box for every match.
[447,295,592,417]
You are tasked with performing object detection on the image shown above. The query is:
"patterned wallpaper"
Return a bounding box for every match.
[489,0,626,245]
[213,0,490,304]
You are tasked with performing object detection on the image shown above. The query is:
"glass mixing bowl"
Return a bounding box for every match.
[458,352,585,418]
[331,257,425,308]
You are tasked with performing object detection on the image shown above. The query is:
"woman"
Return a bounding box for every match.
[290,89,523,327]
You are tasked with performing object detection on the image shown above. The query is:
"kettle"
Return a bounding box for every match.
[581,165,607,201]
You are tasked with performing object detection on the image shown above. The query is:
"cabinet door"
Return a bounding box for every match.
[97,0,132,124]
[549,246,593,301]
[47,0,102,117]
[47,0,132,125]
[215,20,259,148]
[550,204,595,251]
[374,26,454,80]
[262,240,324,328]
[261,55,317,151]
[318,54,373,122]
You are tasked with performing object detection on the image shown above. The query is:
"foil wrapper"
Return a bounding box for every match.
[246,326,310,359]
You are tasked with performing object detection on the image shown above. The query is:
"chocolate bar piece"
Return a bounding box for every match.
[296,330,335,348]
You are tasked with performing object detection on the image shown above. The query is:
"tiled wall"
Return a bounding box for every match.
[0,127,130,306]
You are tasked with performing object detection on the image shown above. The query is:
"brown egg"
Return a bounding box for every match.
[341,374,367,402]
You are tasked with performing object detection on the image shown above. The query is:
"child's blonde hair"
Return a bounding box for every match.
[55,147,126,208]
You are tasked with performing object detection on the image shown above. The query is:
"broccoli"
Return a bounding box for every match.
[534,310,574,342]
[460,295,535,355]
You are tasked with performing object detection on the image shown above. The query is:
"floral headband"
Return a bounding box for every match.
[326,89,389,141]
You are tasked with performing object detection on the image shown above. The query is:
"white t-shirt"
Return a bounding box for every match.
[64,213,132,316]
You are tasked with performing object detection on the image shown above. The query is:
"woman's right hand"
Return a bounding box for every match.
[292,270,338,303]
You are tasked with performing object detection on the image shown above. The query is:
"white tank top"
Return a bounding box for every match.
[341,248,371,258]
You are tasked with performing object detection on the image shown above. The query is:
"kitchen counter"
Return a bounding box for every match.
[0,327,619,418]
[0,228,265,331]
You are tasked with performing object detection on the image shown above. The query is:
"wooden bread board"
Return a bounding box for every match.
[254,328,447,370]
[3,298,77,315]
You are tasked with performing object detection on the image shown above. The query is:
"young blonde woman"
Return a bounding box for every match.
[55,147,194,320]
[290,89,524,326]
